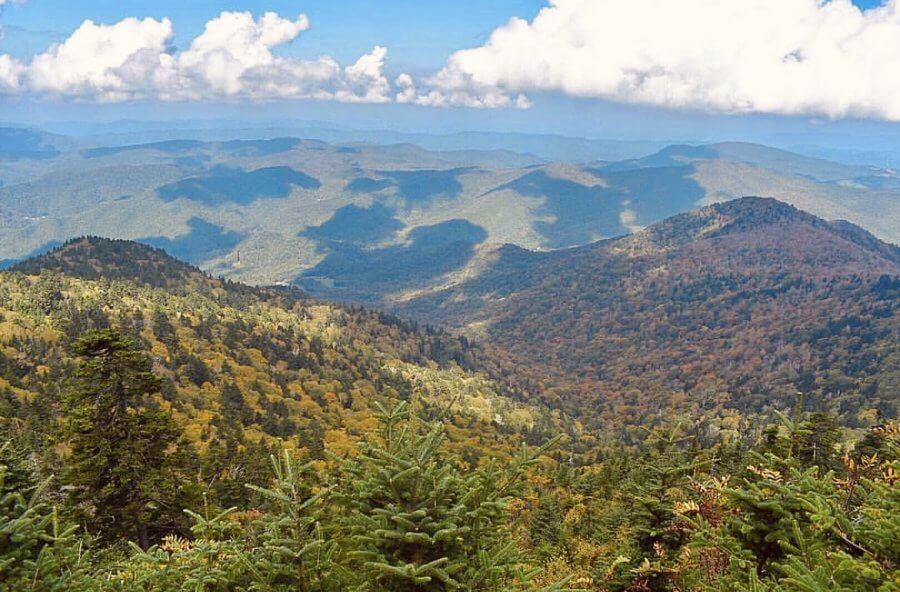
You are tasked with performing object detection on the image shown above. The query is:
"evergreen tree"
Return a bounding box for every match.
[683,422,900,591]
[97,499,248,592]
[336,401,567,591]
[243,451,344,590]
[0,441,89,592]
[608,422,700,591]
[529,494,563,557]
[61,329,198,547]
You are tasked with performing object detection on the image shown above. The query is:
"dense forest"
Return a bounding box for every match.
[1,235,898,590]
[398,199,900,431]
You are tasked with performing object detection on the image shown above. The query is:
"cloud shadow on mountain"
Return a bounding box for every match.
[499,170,627,248]
[156,165,320,205]
[346,177,395,193]
[298,219,488,302]
[140,217,245,264]
[500,165,707,248]
[593,165,707,225]
[300,202,404,246]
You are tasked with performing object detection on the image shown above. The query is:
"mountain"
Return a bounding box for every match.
[54,120,670,163]
[0,126,72,161]
[0,128,897,295]
[10,236,219,294]
[602,141,880,182]
[3,220,897,592]
[385,198,900,427]
[0,238,566,473]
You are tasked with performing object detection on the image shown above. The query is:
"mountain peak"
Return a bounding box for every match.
[707,195,803,230]
[709,197,898,261]
[392,197,899,427]
[627,197,899,265]
[10,236,218,293]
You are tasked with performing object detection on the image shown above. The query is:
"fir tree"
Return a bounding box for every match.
[243,451,344,591]
[0,441,89,592]
[61,329,198,547]
[336,400,567,591]
[683,422,900,591]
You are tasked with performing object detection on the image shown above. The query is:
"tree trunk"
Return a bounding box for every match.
[138,522,149,550]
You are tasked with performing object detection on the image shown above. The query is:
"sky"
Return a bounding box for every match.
[1,0,899,149]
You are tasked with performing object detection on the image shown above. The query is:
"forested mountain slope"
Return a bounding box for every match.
[394,198,900,427]
[1,231,898,592]
[1,238,575,489]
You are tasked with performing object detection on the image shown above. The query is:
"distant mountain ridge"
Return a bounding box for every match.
[1,127,897,293]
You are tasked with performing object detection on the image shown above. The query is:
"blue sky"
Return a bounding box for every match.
[0,0,547,70]
[1,1,884,67]
[1,0,898,151]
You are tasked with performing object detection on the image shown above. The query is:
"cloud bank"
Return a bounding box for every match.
[405,0,900,121]
[0,11,391,103]
[2,2,900,121]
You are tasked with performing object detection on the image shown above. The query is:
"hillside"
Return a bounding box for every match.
[10,236,222,294]
[1,219,897,592]
[0,129,897,291]
[390,198,900,426]
[0,238,576,484]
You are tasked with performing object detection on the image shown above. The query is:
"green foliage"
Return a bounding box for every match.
[97,503,248,591]
[337,400,566,591]
[241,451,343,590]
[61,329,199,546]
[684,423,900,592]
[529,493,563,555]
[0,441,89,592]
[592,422,703,591]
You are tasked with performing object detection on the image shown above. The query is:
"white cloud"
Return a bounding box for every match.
[337,46,391,103]
[7,1,900,120]
[0,54,25,90]
[407,0,900,120]
[0,11,392,103]
[29,17,174,101]
[395,73,417,104]
[175,11,311,98]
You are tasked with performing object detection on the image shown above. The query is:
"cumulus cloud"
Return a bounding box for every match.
[28,17,174,101]
[0,10,391,103]
[394,73,417,104]
[337,46,391,103]
[0,54,25,90]
[406,0,900,120]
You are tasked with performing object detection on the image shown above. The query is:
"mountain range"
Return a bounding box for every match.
[1,126,898,296]
[5,199,897,591]
[8,196,898,433]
